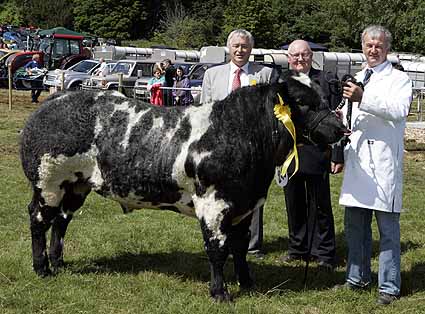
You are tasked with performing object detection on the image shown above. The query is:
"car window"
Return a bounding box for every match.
[111,62,131,75]
[132,63,153,77]
[72,61,98,73]
[190,64,211,80]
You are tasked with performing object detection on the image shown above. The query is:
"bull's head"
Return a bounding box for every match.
[277,70,349,145]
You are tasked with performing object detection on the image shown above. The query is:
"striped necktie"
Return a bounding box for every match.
[232,68,242,91]
[363,69,373,86]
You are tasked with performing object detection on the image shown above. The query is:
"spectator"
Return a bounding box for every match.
[94,58,108,76]
[147,63,165,106]
[161,58,176,106]
[24,54,43,103]
[173,66,194,106]
[279,40,343,270]
[335,25,412,305]
[200,29,277,259]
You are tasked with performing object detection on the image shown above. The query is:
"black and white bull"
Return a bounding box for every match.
[20,70,347,301]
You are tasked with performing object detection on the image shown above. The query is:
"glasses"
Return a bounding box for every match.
[288,52,312,60]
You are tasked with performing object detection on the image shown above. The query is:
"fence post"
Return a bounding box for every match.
[60,71,65,91]
[8,63,12,110]
[118,73,123,94]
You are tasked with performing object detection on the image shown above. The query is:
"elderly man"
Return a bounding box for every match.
[280,39,343,270]
[200,29,276,258]
[336,25,412,305]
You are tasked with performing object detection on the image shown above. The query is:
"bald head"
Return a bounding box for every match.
[287,40,313,74]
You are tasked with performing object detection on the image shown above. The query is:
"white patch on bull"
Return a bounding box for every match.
[94,116,103,139]
[111,91,126,98]
[94,91,106,100]
[54,94,69,101]
[292,72,312,87]
[171,104,213,192]
[193,186,228,247]
[113,101,151,149]
[191,151,212,167]
[37,145,103,207]
[151,116,164,130]
[36,211,43,222]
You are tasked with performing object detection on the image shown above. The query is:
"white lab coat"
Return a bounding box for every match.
[339,61,412,212]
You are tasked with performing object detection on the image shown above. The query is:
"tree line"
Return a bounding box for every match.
[1,0,424,54]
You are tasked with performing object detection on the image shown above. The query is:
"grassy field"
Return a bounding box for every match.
[1,90,425,313]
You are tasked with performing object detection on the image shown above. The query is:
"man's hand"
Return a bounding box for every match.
[331,162,344,174]
[343,81,363,103]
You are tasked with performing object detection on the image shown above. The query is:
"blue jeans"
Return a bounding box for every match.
[344,206,400,296]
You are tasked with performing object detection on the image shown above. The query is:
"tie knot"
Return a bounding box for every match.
[235,68,242,75]
[363,69,373,86]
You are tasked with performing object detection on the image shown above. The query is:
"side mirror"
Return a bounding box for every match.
[137,69,143,78]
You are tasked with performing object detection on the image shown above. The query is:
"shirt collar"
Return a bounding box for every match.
[366,60,390,74]
[230,61,249,74]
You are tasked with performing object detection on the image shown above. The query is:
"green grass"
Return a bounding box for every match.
[1,90,425,313]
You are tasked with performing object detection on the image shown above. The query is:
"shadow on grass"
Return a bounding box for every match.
[68,248,348,295]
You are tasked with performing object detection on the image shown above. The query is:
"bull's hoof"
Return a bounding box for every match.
[34,266,52,278]
[50,259,65,275]
[212,290,232,302]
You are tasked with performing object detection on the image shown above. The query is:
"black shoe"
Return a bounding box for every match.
[279,254,303,264]
[376,292,399,305]
[332,282,367,292]
[248,250,265,260]
[317,260,335,272]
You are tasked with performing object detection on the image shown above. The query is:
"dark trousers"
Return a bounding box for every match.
[31,89,41,102]
[248,206,263,252]
[284,172,336,264]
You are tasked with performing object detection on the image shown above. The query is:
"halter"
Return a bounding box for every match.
[301,108,334,145]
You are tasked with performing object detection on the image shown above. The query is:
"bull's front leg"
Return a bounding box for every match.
[28,190,56,277]
[230,214,254,290]
[199,219,231,302]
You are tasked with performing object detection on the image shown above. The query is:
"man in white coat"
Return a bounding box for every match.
[337,25,412,305]
[200,29,276,259]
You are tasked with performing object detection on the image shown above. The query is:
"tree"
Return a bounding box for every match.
[20,0,74,29]
[73,0,148,41]
[0,0,25,26]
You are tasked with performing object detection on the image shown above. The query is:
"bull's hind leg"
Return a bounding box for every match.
[199,219,231,302]
[28,188,58,277]
[230,214,254,290]
[49,182,90,274]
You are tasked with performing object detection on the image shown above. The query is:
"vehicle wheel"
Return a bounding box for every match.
[69,82,82,90]
[21,80,32,89]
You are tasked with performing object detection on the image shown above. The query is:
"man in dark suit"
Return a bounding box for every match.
[201,29,276,259]
[280,39,343,269]
[162,58,176,106]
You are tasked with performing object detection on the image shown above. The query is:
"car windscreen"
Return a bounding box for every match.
[111,62,132,75]
[71,61,98,73]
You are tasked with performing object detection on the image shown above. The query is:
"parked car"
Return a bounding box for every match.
[43,59,115,91]
[133,62,196,101]
[83,59,160,97]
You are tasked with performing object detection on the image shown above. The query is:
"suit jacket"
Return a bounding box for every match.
[200,62,275,104]
[290,68,343,175]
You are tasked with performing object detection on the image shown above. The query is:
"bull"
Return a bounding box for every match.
[20,70,348,301]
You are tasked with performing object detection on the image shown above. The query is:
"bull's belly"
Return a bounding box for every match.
[108,191,197,217]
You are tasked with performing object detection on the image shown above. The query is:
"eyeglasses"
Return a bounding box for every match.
[288,52,312,60]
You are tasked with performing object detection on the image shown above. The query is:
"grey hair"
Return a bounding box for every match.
[361,25,392,50]
[226,29,254,48]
